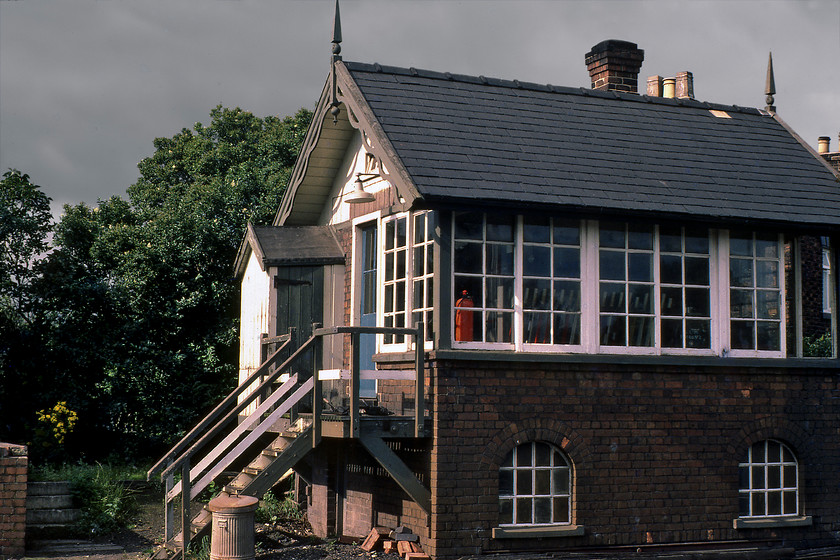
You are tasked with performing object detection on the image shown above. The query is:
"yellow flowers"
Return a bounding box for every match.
[35,401,78,446]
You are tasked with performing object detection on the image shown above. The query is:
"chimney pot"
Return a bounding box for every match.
[585,40,645,93]
[818,136,831,154]
[663,78,676,99]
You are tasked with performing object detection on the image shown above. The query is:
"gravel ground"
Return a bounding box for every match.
[24,483,401,560]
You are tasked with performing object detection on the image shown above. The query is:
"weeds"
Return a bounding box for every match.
[255,490,302,524]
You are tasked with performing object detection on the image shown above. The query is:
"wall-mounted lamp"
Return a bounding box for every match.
[345,172,378,204]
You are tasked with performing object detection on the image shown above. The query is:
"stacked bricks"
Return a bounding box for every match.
[585,39,645,94]
[0,443,27,559]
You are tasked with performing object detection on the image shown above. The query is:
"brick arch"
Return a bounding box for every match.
[727,416,815,464]
[480,416,592,469]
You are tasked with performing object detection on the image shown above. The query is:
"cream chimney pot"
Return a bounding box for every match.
[818,136,830,154]
[663,78,676,99]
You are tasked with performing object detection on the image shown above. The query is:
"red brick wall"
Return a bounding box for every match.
[427,359,840,559]
[0,443,27,558]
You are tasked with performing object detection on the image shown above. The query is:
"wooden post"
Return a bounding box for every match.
[350,330,361,438]
[415,322,424,437]
[180,461,191,553]
[312,322,322,448]
[289,327,299,424]
[164,468,175,542]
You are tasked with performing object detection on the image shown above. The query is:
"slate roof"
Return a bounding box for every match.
[343,61,840,230]
[234,225,344,277]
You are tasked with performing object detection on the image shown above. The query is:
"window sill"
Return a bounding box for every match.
[492,525,584,539]
[733,516,812,529]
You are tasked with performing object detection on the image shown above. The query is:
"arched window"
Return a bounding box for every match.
[739,439,799,518]
[499,441,571,526]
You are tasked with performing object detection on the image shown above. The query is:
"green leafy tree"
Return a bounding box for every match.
[35,106,312,460]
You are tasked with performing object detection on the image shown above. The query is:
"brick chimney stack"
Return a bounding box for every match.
[585,40,645,93]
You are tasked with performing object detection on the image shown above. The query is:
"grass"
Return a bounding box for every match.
[30,463,143,537]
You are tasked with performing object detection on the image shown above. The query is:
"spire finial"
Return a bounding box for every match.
[765,51,776,112]
[331,0,342,59]
[329,0,342,123]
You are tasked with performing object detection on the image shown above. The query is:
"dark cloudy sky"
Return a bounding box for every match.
[1,0,838,216]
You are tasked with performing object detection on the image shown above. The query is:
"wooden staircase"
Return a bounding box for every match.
[147,324,429,559]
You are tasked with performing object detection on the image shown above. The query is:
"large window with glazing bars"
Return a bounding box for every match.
[380,211,435,350]
[451,212,791,356]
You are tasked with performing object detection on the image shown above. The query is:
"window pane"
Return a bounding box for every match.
[414,213,426,242]
[661,255,683,284]
[768,491,782,515]
[553,497,570,523]
[685,229,710,254]
[732,321,755,349]
[600,283,625,313]
[756,260,779,288]
[486,312,513,343]
[685,257,710,286]
[427,244,434,273]
[486,277,514,309]
[600,250,625,281]
[628,284,653,314]
[395,282,405,312]
[600,222,625,248]
[731,289,754,318]
[661,319,683,348]
[486,244,514,276]
[783,491,797,514]
[499,470,513,495]
[756,322,781,351]
[660,226,682,252]
[385,219,395,250]
[535,471,551,495]
[768,466,781,488]
[535,443,551,466]
[554,222,580,245]
[454,212,482,240]
[554,280,581,312]
[524,312,551,344]
[752,466,765,489]
[454,242,482,274]
[396,250,406,279]
[685,288,710,317]
[486,214,514,242]
[784,466,797,487]
[628,252,653,282]
[628,316,654,347]
[414,246,425,276]
[755,234,778,258]
[739,494,751,517]
[523,279,551,310]
[385,252,395,282]
[524,217,550,243]
[739,466,749,489]
[553,467,570,493]
[752,492,765,516]
[516,498,532,524]
[384,285,394,313]
[554,313,581,345]
[730,258,754,287]
[767,441,781,463]
[516,471,532,495]
[534,498,552,523]
[427,278,434,308]
[628,224,654,250]
[661,287,683,316]
[730,234,753,256]
[601,315,626,346]
[499,499,513,524]
[685,319,711,348]
[524,245,551,277]
[554,247,581,278]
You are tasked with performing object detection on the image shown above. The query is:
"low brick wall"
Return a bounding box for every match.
[0,443,28,559]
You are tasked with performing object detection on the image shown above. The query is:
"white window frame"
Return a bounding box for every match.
[823,246,832,315]
[410,210,435,350]
[450,214,786,357]
[498,441,572,527]
[379,210,436,353]
[380,212,409,350]
[723,231,786,358]
[738,439,800,519]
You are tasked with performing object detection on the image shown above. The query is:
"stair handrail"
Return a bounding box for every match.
[155,331,322,483]
[147,332,292,481]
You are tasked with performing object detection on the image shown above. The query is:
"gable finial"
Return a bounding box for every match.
[330,0,342,123]
[765,51,776,112]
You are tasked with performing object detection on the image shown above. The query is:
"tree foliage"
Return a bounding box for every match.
[0,107,312,462]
